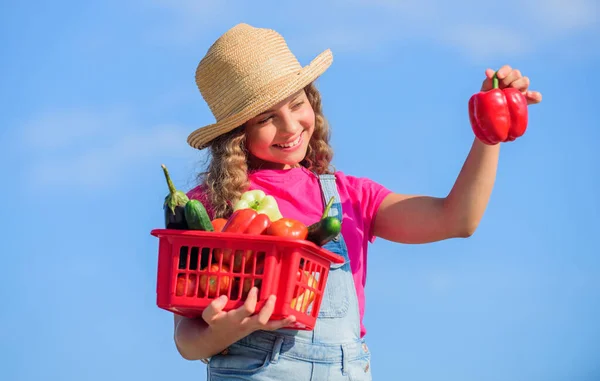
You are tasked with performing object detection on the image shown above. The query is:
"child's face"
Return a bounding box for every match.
[244,90,315,169]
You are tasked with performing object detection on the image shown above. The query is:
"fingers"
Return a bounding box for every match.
[255,294,277,326]
[251,293,295,330]
[525,90,543,105]
[480,65,542,104]
[495,65,514,88]
[202,295,228,324]
[480,66,518,91]
[511,76,530,93]
[264,315,297,331]
[202,288,298,332]
[240,291,298,331]
[496,65,513,78]
[230,287,259,321]
[480,68,496,91]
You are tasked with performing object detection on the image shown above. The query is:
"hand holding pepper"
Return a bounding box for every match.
[469,65,542,145]
[479,66,542,103]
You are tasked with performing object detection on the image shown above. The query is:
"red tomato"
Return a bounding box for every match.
[211,218,228,232]
[242,259,265,298]
[175,274,197,297]
[266,218,308,240]
[199,264,232,298]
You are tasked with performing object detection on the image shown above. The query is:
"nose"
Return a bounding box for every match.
[278,110,301,136]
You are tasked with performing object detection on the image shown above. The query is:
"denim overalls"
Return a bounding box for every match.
[206,174,372,381]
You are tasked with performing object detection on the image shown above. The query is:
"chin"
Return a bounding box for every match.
[280,151,308,166]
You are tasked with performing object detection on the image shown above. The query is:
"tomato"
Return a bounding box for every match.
[199,264,232,298]
[211,218,228,232]
[266,218,308,240]
[290,271,317,313]
[175,274,197,297]
[242,259,265,298]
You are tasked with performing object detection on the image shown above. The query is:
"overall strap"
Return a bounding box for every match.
[317,174,343,220]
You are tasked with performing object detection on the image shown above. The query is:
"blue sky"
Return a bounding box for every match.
[1,0,599,380]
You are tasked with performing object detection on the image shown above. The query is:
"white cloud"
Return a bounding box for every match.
[221,0,597,61]
[343,0,597,60]
[22,109,111,150]
[425,271,454,295]
[145,0,245,46]
[443,25,530,61]
[143,0,597,61]
[21,109,197,189]
[528,0,598,31]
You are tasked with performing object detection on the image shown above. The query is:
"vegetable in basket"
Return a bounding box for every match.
[211,218,228,232]
[233,189,283,222]
[161,164,189,229]
[306,196,342,246]
[184,199,213,231]
[266,218,309,240]
[176,274,197,297]
[199,264,232,298]
[215,208,272,271]
[290,270,317,313]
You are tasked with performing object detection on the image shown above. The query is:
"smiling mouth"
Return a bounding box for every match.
[273,133,302,149]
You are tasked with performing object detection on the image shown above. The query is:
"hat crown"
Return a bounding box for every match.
[196,24,302,121]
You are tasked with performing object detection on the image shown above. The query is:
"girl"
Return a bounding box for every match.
[174,23,542,380]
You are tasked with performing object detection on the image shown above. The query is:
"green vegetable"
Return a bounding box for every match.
[184,199,214,231]
[306,197,342,246]
[162,164,189,229]
[233,189,283,222]
[320,197,335,219]
[307,217,342,246]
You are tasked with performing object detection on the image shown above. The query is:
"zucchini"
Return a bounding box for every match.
[306,196,341,246]
[307,216,341,246]
[184,199,214,231]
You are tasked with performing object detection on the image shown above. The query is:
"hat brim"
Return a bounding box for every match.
[187,49,333,150]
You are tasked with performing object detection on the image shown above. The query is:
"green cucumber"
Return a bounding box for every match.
[307,217,341,246]
[184,199,214,231]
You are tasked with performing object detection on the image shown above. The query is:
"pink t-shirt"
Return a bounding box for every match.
[187,166,391,337]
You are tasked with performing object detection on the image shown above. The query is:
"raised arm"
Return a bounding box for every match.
[373,65,542,244]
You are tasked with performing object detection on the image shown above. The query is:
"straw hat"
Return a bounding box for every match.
[187,23,333,150]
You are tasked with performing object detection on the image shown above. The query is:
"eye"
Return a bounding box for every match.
[291,101,304,110]
[257,115,273,124]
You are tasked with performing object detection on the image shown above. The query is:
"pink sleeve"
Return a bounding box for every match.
[341,173,392,243]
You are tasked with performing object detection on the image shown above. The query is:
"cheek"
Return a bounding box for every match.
[246,127,273,149]
[299,108,316,132]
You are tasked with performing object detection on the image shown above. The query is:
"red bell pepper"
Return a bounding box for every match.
[215,209,271,272]
[468,71,528,145]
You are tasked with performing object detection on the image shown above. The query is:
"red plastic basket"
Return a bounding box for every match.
[150,229,345,330]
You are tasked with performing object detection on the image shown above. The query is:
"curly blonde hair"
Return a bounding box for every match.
[197,82,334,218]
